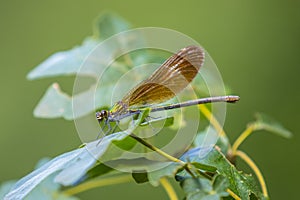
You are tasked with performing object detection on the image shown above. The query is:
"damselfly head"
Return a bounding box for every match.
[96,110,108,123]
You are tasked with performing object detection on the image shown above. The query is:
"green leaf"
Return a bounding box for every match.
[197,148,265,199]
[135,108,151,126]
[98,135,137,163]
[0,181,16,200]
[253,113,292,138]
[147,147,215,186]
[27,38,100,80]
[27,13,147,120]
[4,129,138,199]
[55,132,135,186]
[93,12,131,39]
[132,171,149,184]
[58,110,153,185]
[1,177,80,200]
[212,175,230,196]
[140,116,174,127]
[33,83,71,119]
[77,163,115,184]
[215,134,231,154]
[129,49,166,67]
[180,176,229,200]
[148,162,183,186]
[181,178,212,199]
[50,111,149,186]
[190,162,217,173]
[23,173,79,200]
[170,147,266,199]
[33,83,116,120]
[27,13,132,81]
[4,149,83,199]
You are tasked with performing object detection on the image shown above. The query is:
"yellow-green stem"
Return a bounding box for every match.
[64,175,132,196]
[129,133,197,178]
[129,133,185,165]
[130,107,243,200]
[235,150,268,197]
[130,134,241,199]
[160,178,178,200]
[199,104,226,137]
[226,189,241,200]
[198,104,244,200]
[232,124,255,153]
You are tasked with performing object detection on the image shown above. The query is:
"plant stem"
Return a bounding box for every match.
[160,177,178,200]
[129,133,197,178]
[130,107,241,200]
[226,189,241,200]
[64,175,132,196]
[235,150,268,197]
[198,104,247,200]
[232,124,255,153]
[198,104,226,137]
[129,133,185,165]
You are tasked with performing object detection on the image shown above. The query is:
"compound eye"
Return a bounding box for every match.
[95,111,102,120]
[101,110,108,117]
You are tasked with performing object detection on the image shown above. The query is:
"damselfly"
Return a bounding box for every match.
[96,46,239,133]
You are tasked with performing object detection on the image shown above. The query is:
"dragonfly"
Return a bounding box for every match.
[96,46,239,133]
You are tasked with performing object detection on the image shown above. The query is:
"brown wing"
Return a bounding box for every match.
[122,46,205,108]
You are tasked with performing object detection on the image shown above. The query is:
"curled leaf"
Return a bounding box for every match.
[253,113,292,138]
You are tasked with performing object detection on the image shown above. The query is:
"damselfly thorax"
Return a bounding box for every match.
[96,101,141,123]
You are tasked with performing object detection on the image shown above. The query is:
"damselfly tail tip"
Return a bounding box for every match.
[226,95,240,103]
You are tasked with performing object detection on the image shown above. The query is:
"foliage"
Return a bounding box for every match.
[2,13,292,200]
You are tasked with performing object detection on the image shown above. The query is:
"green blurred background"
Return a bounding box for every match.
[1,0,299,199]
